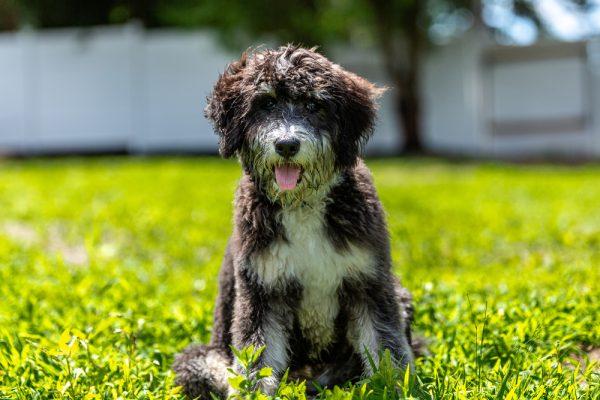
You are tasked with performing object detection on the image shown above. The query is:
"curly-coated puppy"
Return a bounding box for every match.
[173,45,415,399]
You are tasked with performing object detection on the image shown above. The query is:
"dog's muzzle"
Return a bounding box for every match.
[272,137,302,191]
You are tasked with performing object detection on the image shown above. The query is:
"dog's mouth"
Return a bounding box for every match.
[274,163,302,191]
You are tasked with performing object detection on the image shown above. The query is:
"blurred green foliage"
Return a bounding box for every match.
[0,157,599,398]
[4,0,597,45]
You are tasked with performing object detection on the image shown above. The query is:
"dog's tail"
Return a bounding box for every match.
[172,344,231,399]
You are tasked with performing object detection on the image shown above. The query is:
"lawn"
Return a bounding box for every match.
[0,157,598,399]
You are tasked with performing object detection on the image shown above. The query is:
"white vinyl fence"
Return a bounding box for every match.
[0,25,236,154]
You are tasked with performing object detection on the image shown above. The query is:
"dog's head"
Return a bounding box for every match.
[206,45,384,203]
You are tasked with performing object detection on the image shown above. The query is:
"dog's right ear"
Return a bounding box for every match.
[205,53,248,158]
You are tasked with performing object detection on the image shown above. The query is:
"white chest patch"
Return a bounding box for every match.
[251,203,374,355]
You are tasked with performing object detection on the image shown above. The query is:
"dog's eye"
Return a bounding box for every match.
[260,97,277,111]
[305,100,320,113]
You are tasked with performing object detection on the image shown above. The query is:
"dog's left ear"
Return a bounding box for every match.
[205,53,249,158]
[333,71,386,169]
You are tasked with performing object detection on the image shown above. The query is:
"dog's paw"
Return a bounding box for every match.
[172,344,230,399]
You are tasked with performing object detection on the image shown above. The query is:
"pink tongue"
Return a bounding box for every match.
[275,165,301,191]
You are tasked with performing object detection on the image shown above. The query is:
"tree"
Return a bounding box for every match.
[9,0,600,153]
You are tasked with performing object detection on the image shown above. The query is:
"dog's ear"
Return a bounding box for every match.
[205,53,249,158]
[333,71,386,169]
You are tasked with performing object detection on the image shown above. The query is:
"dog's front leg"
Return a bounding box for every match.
[230,274,292,396]
[346,281,414,377]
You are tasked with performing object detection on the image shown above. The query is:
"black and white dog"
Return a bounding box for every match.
[173,45,415,399]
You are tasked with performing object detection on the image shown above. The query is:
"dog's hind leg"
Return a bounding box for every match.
[172,344,231,399]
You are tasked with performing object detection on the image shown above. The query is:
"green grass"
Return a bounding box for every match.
[0,156,598,399]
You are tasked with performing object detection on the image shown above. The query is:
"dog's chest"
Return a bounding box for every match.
[252,205,373,354]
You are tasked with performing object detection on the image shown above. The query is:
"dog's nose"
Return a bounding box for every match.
[274,138,300,158]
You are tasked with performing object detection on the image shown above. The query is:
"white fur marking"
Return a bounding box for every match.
[252,202,375,355]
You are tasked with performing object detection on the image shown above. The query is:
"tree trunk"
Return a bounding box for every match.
[399,4,425,155]
[390,47,424,153]
[368,0,426,154]
[397,82,423,154]
[382,61,425,154]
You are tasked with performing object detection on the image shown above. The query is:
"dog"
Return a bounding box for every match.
[173,45,415,399]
